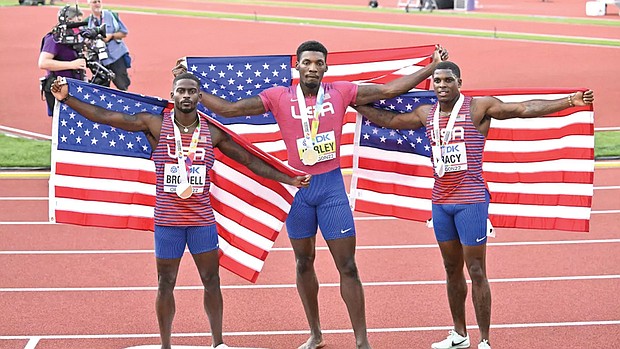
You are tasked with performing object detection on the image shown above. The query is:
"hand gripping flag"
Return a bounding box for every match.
[350,89,595,232]
[50,79,304,282]
[185,44,437,169]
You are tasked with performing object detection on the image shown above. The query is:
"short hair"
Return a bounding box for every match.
[172,73,201,89]
[434,61,461,79]
[296,40,328,61]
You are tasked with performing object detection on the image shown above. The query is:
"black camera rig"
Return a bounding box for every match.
[51,20,115,85]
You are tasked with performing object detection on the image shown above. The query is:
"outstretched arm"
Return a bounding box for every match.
[50,77,162,139]
[172,58,266,118]
[208,123,311,188]
[354,45,449,105]
[353,104,430,130]
[478,90,594,121]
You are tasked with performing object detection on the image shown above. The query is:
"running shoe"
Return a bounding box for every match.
[478,339,491,349]
[431,330,470,349]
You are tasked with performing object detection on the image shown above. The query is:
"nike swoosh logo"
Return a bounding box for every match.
[166,134,175,140]
[340,228,352,234]
[452,339,467,346]
[476,236,487,243]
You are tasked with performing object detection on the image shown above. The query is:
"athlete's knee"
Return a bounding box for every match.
[337,257,360,280]
[295,254,316,274]
[467,262,487,284]
[443,258,465,279]
[157,272,177,293]
[199,271,220,291]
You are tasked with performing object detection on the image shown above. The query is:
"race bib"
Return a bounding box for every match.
[163,164,206,194]
[441,142,468,173]
[296,130,336,164]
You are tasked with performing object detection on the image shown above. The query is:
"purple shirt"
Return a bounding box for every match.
[41,33,80,79]
[259,82,358,175]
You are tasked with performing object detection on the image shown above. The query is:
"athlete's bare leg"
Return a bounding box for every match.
[290,236,325,349]
[156,257,182,349]
[192,249,225,347]
[463,243,491,343]
[327,236,372,349]
[437,239,468,338]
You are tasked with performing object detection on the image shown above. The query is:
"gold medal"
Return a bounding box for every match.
[302,148,319,166]
[176,182,193,199]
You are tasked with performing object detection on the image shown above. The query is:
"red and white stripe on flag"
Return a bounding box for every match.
[350,89,595,232]
[50,113,301,283]
[229,45,437,170]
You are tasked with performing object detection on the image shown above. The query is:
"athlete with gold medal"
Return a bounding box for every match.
[50,73,311,349]
[174,40,449,349]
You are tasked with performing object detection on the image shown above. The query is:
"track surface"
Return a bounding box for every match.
[0,1,619,348]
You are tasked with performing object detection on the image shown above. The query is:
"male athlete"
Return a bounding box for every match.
[51,74,311,349]
[173,40,449,349]
[353,61,594,349]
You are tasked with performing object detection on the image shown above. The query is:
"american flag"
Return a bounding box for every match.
[185,44,437,169]
[350,89,595,232]
[49,79,304,282]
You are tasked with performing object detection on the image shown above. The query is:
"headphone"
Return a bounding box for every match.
[57,4,80,24]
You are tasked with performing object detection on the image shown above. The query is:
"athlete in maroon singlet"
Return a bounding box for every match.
[50,73,311,349]
[354,61,594,349]
[173,41,449,349]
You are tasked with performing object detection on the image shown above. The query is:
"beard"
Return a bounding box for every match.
[178,107,195,115]
[304,81,319,90]
[177,103,196,114]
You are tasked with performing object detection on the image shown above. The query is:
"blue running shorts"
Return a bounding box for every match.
[154,224,219,259]
[431,191,490,246]
[286,168,356,241]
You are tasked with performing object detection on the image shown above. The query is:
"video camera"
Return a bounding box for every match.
[51,15,115,85]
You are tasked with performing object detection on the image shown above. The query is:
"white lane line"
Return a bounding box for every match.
[1,320,619,341]
[24,337,40,349]
[1,274,618,292]
[0,206,619,226]
[592,210,620,214]
[2,238,620,255]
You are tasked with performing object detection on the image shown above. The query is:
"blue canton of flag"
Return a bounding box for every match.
[186,55,292,126]
[57,79,168,159]
[361,90,437,157]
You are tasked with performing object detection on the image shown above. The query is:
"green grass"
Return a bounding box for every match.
[0,131,617,169]
[0,134,51,168]
[595,131,620,159]
[5,1,618,47]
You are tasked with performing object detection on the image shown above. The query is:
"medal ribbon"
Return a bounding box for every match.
[296,84,325,151]
[431,94,464,176]
[171,112,201,185]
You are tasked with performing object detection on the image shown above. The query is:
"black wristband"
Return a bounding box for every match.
[60,94,71,103]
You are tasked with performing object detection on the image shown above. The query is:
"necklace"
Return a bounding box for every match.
[174,117,198,133]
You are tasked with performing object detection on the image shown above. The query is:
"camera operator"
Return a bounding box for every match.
[38,5,87,116]
[87,0,131,91]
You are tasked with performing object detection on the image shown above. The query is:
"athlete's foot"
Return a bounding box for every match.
[357,342,372,349]
[297,336,326,349]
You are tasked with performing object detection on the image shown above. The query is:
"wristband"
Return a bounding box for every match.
[567,94,574,107]
[60,94,71,103]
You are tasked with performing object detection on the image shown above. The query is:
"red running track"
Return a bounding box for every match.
[1,0,619,348]
[0,166,619,348]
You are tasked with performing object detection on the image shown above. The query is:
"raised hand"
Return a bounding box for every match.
[172,58,188,77]
[573,90,594,106]
[50,76,69,101]
[432,44,449,63]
